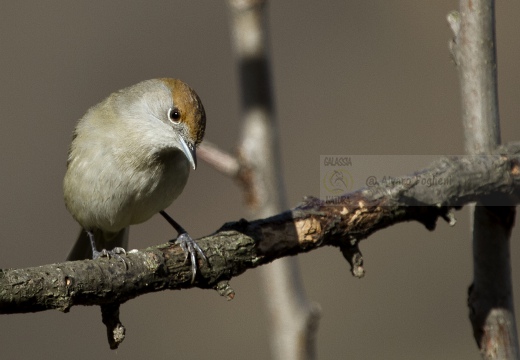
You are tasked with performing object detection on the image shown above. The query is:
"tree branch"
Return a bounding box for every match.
[198,141,240,178]
[226,1,319,359]
[2,143,520,315]
[449,1,519,358]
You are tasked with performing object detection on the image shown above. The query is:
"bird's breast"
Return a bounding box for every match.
[64,146,190,232]
[129,150,190,224]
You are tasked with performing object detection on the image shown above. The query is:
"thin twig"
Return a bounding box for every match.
[198,141,240,178]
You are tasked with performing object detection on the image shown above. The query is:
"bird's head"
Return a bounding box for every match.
[114,78,206,170]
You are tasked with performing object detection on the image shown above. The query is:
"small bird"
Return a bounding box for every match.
[64,78,206,282]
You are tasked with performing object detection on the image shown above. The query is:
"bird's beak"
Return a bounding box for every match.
[179,136,197,170]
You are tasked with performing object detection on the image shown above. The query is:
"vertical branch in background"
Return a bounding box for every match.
[448,1,519,358]
[227,1,320,359]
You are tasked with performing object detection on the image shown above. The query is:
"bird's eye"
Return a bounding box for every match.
[168,107,181,123]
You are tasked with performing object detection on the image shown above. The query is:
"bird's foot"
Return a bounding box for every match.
[93,247,128,269]
[171,233,207,283]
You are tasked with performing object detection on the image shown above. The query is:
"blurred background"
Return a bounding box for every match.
[0,1,519,359]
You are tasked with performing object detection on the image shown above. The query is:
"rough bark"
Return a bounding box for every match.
[2,143,520,315]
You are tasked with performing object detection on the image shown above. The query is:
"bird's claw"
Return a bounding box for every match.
[93,247,128,269]
[173,233,207,284]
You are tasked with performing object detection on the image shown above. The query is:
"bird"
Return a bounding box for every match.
[63,78,206,282]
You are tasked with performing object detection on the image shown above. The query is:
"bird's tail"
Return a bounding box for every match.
[66,227,129,261]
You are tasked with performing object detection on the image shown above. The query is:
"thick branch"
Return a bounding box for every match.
[450,1,519,358]
[1,144,520,314]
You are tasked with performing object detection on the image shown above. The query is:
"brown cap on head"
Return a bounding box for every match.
[160,78,206,146]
